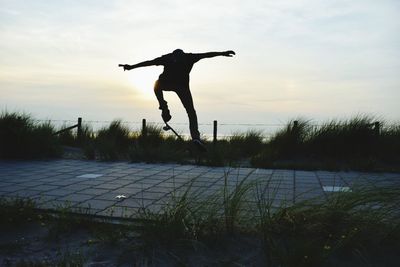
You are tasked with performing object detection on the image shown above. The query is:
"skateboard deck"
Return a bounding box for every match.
[163,122,184,141]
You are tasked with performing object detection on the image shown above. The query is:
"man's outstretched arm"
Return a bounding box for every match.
[193,50,235,61]
[119,57,163,71]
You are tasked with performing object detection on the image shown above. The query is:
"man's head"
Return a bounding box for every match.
[172,49,184,56]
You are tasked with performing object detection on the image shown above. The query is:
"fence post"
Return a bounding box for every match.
[142,118,147,137]
[374,121,380,136]
[213,120,218,146]
[77,117,82,145]
[293,120,298,131]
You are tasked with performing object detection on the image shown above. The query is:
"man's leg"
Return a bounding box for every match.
[154,80,171,122]
[176,86,200,140]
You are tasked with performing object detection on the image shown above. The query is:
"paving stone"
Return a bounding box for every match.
[58,193,94,203]
[94,191,131,201]
[138,191,168,200]
[80,199,116,210]
[34,195,60,204]
[97,206,139,218]
[36,200,77,210]
[60,184,91,192]
[1,159,399,220]
[77,188,110,195]
[119,197,154,208]
[154,182,185,189]
[11,190,42,198]
[1,185,30,193]
[108,179,135,186]
[39,179,71,186]
[44,189,77,197]
[78,179,108,186]
[28,184,61,192]
[93,183,123,190]
[18,181,47,188]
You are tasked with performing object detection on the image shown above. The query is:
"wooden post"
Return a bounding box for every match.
[292,120,299,153]
[77,117,82,145]
[374,121,380,136]
[142,118,147,137]
[293,120,298,131]
[213,120,218,146]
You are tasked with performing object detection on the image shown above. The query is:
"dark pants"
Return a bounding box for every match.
[154,79,200,140]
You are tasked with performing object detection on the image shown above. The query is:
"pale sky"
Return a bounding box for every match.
[1,0,399,136]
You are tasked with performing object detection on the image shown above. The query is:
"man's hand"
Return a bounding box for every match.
[222,50,235,57]
[118,64,132,71]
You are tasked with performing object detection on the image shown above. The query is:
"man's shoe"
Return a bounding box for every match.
[192,139,207,152]
[162,109,172,122]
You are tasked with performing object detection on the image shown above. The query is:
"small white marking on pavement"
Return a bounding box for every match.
[323,186,352,192]
[76,174,103,179]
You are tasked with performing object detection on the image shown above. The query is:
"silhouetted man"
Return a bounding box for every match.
[120,49,235,145]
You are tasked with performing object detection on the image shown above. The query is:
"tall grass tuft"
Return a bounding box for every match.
[57,123,94,147]
[252,115,400,171]
[133,181,218,245]
[96,120,133,160]
[222,170,254,233]
[378,123,400,162]
[0,111,61,159]
[130,124,187,163]
[201,130,264,166]
[307,115,378,158]
[57,123,76,147]
[0,197,37,227]
[228,130,265,159]
[256,185,400,266]
[251,119,310,166]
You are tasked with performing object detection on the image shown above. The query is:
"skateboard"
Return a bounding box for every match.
[163,122,184,141]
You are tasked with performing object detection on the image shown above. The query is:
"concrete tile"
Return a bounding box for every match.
[1,159,399,221]
[28,184,60,192]
[61,184,91,192]
[94,183,123,190]
[80,199,116,210]
[119,197,154,208]
[11,190,42,198]
[1,185,31,193]
[42,189,77,197]
[97,206,139,218]
[58,193,94,203]
[76,188,110,195]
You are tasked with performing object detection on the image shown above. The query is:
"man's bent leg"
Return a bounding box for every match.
[176,87,200,140]
[154,80,171,122]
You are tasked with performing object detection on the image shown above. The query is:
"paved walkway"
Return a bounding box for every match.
[1,160,399,219]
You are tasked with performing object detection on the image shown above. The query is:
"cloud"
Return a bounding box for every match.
[0,0,399,128]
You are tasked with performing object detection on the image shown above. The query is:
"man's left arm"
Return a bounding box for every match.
[192,50,235,61]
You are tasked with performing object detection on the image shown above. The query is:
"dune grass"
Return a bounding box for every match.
[0,197,37,227]
[95,120,133,160]
[256,185,400,266]
[252,115,400,171]
[130,123,188,163]
[127,177,399,266]
[1,173,399,266]
[0,112,62,159]
[1,111,399,171]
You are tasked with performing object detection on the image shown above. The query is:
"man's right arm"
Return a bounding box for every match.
[120,57,164,71]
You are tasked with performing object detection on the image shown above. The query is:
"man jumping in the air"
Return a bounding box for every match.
[119,49,235,146]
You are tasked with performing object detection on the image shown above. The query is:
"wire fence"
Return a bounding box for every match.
[37,117,382,141]
[35,118,295,140]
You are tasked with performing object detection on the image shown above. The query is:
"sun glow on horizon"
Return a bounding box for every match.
[1,0,399,124]
[126,68,160,98]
